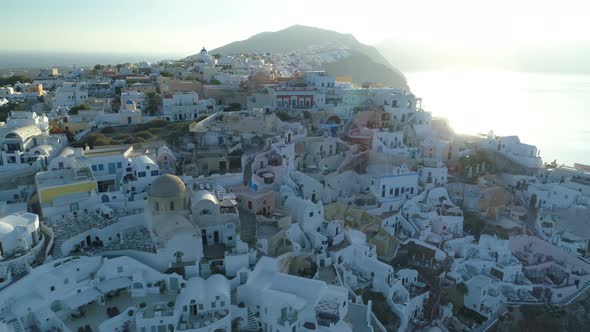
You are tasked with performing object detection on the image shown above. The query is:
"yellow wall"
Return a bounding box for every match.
[40,182,97,204]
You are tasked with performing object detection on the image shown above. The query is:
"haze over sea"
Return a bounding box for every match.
[406,70,590,167]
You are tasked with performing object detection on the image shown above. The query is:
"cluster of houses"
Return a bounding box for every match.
[1,46,589,332]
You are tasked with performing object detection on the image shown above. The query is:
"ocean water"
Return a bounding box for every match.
[0,52,181,69]
[406,70,590,166]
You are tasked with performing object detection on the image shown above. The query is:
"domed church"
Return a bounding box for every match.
[148,174,190,214]
[146,174,203,268]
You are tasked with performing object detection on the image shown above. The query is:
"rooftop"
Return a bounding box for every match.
[36,167,94,188]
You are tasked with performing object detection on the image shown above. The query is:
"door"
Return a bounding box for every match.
[108,162,116,174]
[127,116,132,124]
[214,231,219,243]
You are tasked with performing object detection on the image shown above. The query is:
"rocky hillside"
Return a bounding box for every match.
[192,25,408,88]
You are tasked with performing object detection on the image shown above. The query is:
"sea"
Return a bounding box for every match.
[0,52,181,69]
[406,70,590,166]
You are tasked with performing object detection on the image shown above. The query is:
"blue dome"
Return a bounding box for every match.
[126,99,134,104]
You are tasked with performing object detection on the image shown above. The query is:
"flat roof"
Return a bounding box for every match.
[36,168,94,188]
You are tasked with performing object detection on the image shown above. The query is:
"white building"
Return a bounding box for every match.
[0,212,45,286]
[237,256,351,332]
[463,275,502,318]
[161,92,214,121]
[0,111,64,172]
[303,71,336,89]
[0,212,40,259]
[120,91,147,112]
[119,99,143,125]
[537,208,590,257]
[368,164,418,202]
[480,132,542,169]
[53,82,88,108]
[418,161,448,190]
[526,182,580,211]
[49,145,160,199]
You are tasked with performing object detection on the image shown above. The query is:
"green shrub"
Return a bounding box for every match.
[94,137,112,146]
[144,119,168,129]
[113,134,131,140]
[124,137,145,144]
[101,126,116,134]
[135,131,154,139]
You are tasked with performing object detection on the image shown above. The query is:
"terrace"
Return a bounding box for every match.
[63,290,176,332]
[178,308,230,330]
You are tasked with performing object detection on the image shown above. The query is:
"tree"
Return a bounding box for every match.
[212,53,222,60]
[223,103,241,112]
[68,104,90,115]
[209,79,221,85]
[160,70,174,78]
[146,92,162,116]
[457,282,468,295]
[0,75,32,86]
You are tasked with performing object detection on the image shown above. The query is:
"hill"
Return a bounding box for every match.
[192,25,407,88]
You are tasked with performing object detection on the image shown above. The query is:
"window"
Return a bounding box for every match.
[98,164,104,171]
[227,236,232,241]
[70,202,79,212]
[309,211,314,217]
[92,165,97,171]
[64,278,69,285]
[170,201,175,210]
[155,202,159,211]
[138,171,146,178]
[248,201,252,209]
[50,286,55,291]
[117,266,124,273]
[117,162,122,168]
[151,170,159,176]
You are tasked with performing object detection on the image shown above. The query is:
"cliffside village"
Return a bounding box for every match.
[1,47,590,332]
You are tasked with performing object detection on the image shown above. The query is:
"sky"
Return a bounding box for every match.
[1,0,589,57]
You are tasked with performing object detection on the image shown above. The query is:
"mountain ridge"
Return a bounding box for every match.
[189,25,408,88]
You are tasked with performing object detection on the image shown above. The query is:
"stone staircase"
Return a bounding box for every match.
[243,308,259,331]
[51,237,65,258]
[560,280,590,304]
[5,318,25,332]
[230,288,237,305]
